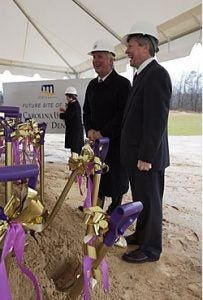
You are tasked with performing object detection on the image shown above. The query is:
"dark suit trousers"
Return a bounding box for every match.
[128,169,165,259]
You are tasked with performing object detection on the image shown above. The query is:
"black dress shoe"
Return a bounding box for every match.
[122,249,159,264]
[125,234,139,245]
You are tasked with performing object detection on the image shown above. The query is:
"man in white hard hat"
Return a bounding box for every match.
[120,22,172,263]
[59,86,84,155]
[83,39,131,214]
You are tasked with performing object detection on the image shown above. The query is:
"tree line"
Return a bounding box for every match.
[170,70,202,112]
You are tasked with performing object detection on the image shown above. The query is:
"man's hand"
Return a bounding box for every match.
[87,129,96,140]
[137,160,152,171]
[87,129,103,141]
[93,130,103,140]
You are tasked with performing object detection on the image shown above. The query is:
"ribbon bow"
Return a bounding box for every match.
[0,188,46,300]
[11,119,43,146]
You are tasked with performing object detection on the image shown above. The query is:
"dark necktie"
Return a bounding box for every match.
[133,73,138,86]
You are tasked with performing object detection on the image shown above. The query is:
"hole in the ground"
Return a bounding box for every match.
[47,257,82,292]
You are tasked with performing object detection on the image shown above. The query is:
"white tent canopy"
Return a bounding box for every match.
[0,0,202,78]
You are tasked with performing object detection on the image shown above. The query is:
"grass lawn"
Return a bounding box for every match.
[168,111,202,136]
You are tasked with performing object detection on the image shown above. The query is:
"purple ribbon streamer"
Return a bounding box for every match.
[83,165,93,209]
[83,255,92,300]
[83,256,109,300]
[12,140,20,165]
[0,223,41,300]
[101,258,109,293]
[83,236,109,300]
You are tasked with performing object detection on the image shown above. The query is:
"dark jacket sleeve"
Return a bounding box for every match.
[83,83,93,134]
[59,112,66,120]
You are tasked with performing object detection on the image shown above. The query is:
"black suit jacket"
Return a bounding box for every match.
[121,60,172,171]
[60,100,84,152]
[83,69,131,196]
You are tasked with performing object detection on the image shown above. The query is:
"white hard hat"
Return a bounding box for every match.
[64,86,77,95]
[88,39,116,56]
[122,22,159,45]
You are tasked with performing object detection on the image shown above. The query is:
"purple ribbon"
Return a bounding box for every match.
[83,255,92,300]
[0,223,41,300]
[83,256,109,300]
[12,140,20,165]
[101,258,109,293]
[83,165,93,209]
[83,235,109,300]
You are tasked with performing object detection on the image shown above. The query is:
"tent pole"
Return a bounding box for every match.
[12,0,77,75]
[72,0,122,42]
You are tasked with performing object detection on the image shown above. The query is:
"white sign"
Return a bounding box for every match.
[2,78,91,133]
